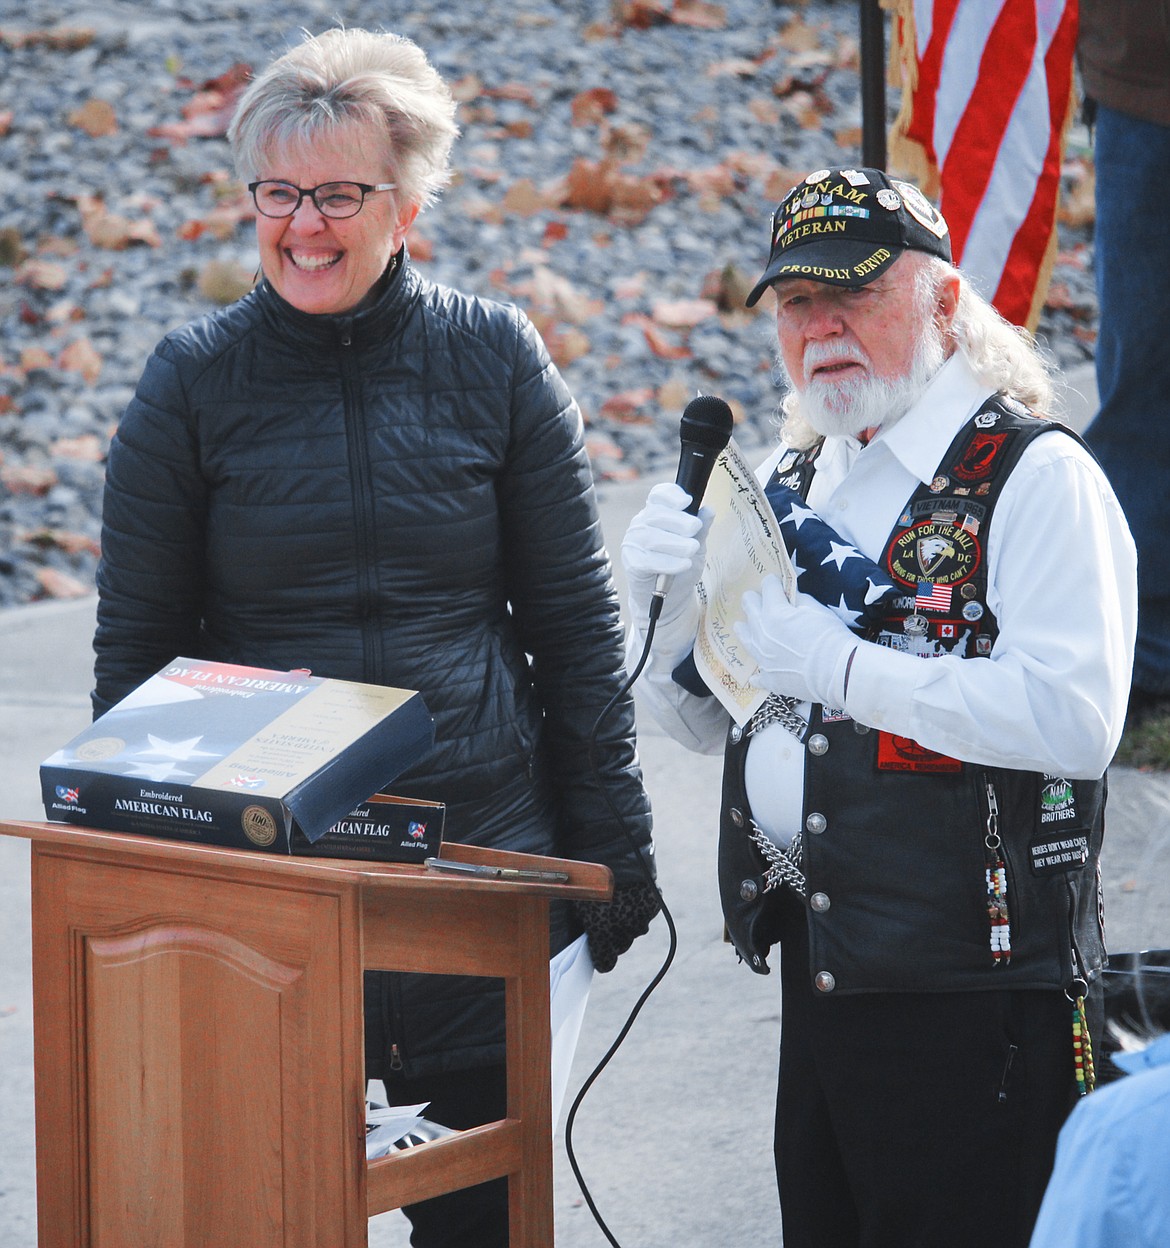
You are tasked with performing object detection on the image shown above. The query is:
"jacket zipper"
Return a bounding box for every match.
[338,323,383,683]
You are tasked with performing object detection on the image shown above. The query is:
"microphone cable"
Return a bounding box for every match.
[563,597,678,1248]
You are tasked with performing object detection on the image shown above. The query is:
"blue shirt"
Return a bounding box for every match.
[1029,1034,1170,1246]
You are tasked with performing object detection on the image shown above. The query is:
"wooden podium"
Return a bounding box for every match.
[0,819,612,1247]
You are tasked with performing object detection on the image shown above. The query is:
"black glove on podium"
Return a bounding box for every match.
[572,881,662,973]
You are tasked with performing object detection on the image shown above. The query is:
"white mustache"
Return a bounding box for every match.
[803,341,869,377]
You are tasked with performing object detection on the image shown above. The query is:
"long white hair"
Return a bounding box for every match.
[777,252,1057,450]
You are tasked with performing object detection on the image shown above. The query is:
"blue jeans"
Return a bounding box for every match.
[1084,103,1170,696]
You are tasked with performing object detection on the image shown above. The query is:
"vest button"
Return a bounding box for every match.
[730,724,743,744]
[740,879,759,902]
[807,733,829,756]
[805,812,827,835]
[730,807,745,828]
[815,971,836,993]
[810,891,831,912]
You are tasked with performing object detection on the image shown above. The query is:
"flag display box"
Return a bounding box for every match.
[291,792,445,862]
[40,657,436,857]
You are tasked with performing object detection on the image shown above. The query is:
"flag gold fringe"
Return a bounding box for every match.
[880,0,941,197]
[877,0,1079,333]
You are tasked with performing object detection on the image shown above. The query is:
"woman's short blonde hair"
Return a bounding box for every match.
[228,27,459,211]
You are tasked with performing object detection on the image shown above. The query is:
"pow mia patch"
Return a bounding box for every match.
[953,431,1014,484]
[887,520,980,587]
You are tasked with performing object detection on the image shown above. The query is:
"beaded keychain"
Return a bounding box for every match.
[1072,996,1096,1096]
[983,781,1011,965]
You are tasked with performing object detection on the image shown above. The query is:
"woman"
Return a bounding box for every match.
[93,27,657,1246]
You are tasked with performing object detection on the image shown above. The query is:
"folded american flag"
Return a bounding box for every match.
[672,479,900,696]
[764,480,901,631]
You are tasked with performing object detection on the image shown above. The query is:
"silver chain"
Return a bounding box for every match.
[744,693,808,742]
[748,822,806,896]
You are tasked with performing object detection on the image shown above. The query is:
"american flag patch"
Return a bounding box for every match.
[916,582,952,611]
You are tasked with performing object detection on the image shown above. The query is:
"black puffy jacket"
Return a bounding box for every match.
[94,251,654,1077]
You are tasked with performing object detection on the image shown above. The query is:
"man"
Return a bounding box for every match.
[1078,0,1170,727]
[621,166,1136,1247]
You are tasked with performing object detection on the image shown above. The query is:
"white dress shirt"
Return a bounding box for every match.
[629,352,1138,849]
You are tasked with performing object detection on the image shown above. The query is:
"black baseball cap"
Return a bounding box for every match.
[745,166,952,307]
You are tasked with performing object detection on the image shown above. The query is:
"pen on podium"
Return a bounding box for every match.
[424,857,571,884]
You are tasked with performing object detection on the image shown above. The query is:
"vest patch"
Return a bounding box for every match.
[887,520,980,587]
[876,731,963,773]
[1029,832,1090,875]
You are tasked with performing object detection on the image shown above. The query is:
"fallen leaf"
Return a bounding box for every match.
[628,314,692,359]
[522,266,603,323]
[656,377,693,411]
[1,464,57,494]
[563,158,617,214]
[197,259,255,305]
[671,0,726,30]
[19,347,54,372]
[408,232,434,262]
[706,58,760,79]
[149,62,251,143]
[449,73,483,103]
[652,297,717,328]
[35,568,91,599]
[777,15,824,53]
[603,122,651,165]
[68,98,117,137]
[58,337,101,384]
[750,98,782,126]
[0,26,94,51]
[599,387,656,419]
[701,263,757,312]
[611,272,647,299]
[38,234,80,258]
[75,195,161,250]
[835,125,863,149]
[50,435,104,461]
[0,110,13,136]
[612,0,671,29]
[15,257,68,290]
[544,324,592,368]
[585,432,624,460]
[764,166,804,201]
[483,82,537,106]
[24,526,101,555]
[502,178,547,216]
[571,88,618,127]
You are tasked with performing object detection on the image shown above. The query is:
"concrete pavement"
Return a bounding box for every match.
[4,361,1170,1247]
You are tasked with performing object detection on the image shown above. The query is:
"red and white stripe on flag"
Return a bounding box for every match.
[882,0,1079,331]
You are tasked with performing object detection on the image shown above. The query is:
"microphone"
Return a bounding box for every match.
[652,394,734,609]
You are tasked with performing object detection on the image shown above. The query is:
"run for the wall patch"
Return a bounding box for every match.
[887,520,980,588]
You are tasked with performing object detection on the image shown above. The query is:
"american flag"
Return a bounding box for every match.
[916,580,953,611]
[884,0,1078,329]
[765,481,901,632]
[671,480,902,698]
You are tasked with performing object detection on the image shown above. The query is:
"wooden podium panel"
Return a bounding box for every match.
[0,820,611,1248]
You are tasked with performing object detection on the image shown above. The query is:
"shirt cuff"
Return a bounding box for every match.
[840,639,924,732]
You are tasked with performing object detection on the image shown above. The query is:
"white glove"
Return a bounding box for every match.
[735,575,858,707]
[621,482,713,627]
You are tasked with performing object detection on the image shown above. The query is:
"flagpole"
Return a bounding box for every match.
[860,0,887,169]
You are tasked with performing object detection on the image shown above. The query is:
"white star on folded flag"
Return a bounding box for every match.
[765,480,901,631]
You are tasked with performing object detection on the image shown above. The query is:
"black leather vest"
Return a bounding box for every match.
[718,397,1108,995]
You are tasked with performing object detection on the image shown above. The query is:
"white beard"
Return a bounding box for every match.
[783,316,948,442]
